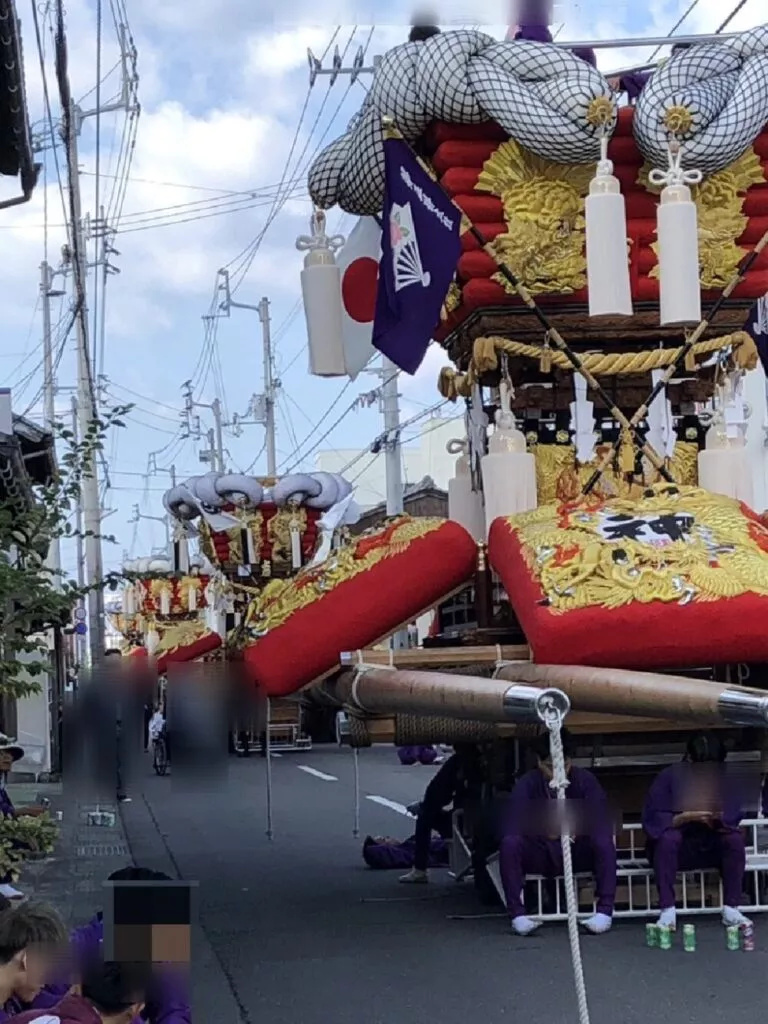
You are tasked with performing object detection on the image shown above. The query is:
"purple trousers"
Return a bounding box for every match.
[647,826,746,909]
[499,834,617,918]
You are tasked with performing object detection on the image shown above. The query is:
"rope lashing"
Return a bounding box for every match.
[538,694,591,1024]
[437,331,758,400]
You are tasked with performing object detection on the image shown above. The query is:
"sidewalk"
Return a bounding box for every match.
[6,782,134,928]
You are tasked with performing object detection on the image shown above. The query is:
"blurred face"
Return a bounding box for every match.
[538,755,571,782]
[12,947,56,1003]
[0,752,14,774]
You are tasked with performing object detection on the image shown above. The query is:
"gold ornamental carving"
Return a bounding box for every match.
[638,147,766,290]
[476,139,594,295]
[534,442,698,505]
[268,507,307,564]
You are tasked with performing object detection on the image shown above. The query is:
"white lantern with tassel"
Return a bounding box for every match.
[649,142,703,326]
[296,210,347,377]
[481,380,537,535]
[446,438,485,541]
[585,135,632,317]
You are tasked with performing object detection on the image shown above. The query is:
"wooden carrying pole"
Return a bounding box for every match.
[493,662,768,727]
[325,665,768,728]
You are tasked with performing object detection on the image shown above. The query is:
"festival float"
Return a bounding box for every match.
[169,19,768,924]
[157,468,361,750]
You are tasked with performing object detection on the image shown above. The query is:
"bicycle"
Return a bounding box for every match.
[152,734,169,776]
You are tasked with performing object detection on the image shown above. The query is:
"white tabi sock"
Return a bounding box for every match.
[399,868,428,884]
[657,908,676,930]
[581,912,612,934]
[511,915,541,936]
[722,906,751,927]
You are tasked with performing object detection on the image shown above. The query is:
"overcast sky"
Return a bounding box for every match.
[1,0,763,575]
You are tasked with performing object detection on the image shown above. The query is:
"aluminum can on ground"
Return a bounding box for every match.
[646,923,658,948]
[659,926,672,950]
[726,925,740,951]
[682,924,696,952]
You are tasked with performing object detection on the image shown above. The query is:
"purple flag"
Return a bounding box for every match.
[744,295,768,375]
[372,137,462,375]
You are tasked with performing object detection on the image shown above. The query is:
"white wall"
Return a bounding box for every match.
[317,413,463,510]
[13,641,52,777]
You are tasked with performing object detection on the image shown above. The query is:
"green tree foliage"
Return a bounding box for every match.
[0,404,132,698]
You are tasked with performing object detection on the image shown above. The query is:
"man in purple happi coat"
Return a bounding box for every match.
[10,958,152,1024]
[498,729,617,936]
[642,731,752,932]
[0,902,68,1022]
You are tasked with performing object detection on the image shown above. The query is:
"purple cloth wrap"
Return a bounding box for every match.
[362,834,450,870]
[397,746,437,766]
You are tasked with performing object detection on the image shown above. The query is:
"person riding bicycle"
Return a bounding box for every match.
[148,703,169,765]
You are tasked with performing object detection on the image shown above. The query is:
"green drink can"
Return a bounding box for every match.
[659,926,672,950]
[682,924,696,952]
[646,923,658,948]
[726,925,741,951]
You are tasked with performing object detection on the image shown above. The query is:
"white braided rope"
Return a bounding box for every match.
[541,700,590,1024]
[164,471,354,519]
[635,25,768,177]
[308,30,614,216]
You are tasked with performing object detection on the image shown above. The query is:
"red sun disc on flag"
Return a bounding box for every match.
[341,257,379,324]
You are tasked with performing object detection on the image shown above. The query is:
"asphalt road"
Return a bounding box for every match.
[121,746,767,1024]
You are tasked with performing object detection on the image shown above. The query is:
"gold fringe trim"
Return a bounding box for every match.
[438,330,757,400]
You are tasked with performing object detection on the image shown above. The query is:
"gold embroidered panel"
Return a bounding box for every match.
[246,517,445,638]
[507,485,768,614]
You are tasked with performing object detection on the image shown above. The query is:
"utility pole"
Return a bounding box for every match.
[71,397,87,670]
[41,16,138,666]
[257,298,277,476]
[212,399,225,473]
[41,262,66,585]
[215,270,279,477]
[130,504,170,555]
[181,383,226,472]
[380,357,404,517]
[379,356,408,649]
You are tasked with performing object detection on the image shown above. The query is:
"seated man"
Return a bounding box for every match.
[399,744,484,884]
[643,730,751,932]
[0,902,68,1022]
[498,729,617,936]
[25,867,190,1024]
[10,957,152,1024]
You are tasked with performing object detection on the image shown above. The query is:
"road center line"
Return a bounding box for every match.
[366,795,410,816]
[297,765,338,781]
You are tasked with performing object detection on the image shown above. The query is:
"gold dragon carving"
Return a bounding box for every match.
[504,485,768,613]
[476,140,595,295]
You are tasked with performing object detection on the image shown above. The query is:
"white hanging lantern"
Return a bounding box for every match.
[585,135,632,317]
[698,383,754,506]
[146,628,160,656]
[446,438,484,541]
[296,210,347,377]
[123,586,135,616]
[649,141,702,326]
[481,380,537,535]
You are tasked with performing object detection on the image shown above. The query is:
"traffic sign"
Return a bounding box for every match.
[74,622,87,635]
[73,608,87,622]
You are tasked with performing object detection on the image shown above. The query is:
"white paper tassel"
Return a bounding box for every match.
[296,210,347,377]
[290,520,302,569]
[585,136,632,317]
[123,587,135,616]
[446,438,485,540]
[481,381,537,535]
[569,376,596,465]
[146,628,160,655]
[159,590,171,616]
[649,143,702,326]
[188,586,197,613]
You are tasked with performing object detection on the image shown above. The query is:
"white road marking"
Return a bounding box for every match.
[366,795,410,816]
[269,752,282,758]
[297,765,338,781]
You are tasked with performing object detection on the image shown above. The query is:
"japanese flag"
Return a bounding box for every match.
[337,216,381,380]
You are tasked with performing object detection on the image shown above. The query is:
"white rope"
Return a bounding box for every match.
[353,747,360,837]
[541,700,590,1024]
[265,697,274,841]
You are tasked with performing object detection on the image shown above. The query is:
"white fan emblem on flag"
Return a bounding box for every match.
[389,203,431,291]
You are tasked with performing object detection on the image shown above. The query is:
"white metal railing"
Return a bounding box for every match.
[452,813,768,920]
